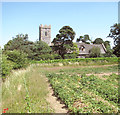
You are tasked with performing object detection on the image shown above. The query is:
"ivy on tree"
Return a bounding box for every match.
[52,26,75,59]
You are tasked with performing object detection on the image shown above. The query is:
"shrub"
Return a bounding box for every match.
[64,53,77,59]
[1,54,14,81]
[89,47,101,58]
[5,50,29,69]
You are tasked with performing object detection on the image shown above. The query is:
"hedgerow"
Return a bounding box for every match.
[31,57,118,65]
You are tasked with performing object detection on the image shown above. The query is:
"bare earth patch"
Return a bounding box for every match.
[45,77,68,113]
[86,72,118,80]
[44,64,118,71]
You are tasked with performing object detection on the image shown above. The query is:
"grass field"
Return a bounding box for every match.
[2,65,54,113]
[2,62,119,113]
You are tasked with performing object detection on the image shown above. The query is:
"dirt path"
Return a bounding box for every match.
[45,77,68,113]
[86,72,118,77]
[44,64,118,71]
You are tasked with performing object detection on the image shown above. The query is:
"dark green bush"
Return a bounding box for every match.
[2,54,14,81]
[52,53,62,59]
[33,53,53,60]
[64,53,77,59]
[5,50,29,69]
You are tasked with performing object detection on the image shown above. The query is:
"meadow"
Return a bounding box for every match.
[2,58,119,113]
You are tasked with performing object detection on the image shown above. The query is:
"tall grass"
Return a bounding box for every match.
[2,65,53,113]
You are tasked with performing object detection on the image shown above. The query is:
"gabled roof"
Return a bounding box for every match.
[76,42,107,55]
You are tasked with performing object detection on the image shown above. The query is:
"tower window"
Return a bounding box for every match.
[45,32,47,36]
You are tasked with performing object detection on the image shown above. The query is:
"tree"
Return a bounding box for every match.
[32,41,52,60]
[89,47,101,58]
[103,41,114,57]
[76,36,83,42]
[64,43,79,59]
[3,34,34,58]
[52,26,75,59]
[108,23,120,57]
[5,50,28,69]
[93,38,104,44]
[76,34,91,44]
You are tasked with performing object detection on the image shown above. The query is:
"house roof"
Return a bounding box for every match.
[76,42,107,55]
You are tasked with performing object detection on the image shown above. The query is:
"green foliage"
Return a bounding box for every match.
[64,53,77,59]
[104,41,110,49]
[3,34,34,58]
[51,53,62,59]
[31,57,118,65]
[5,50,29,69]
[93,38,104,44]
[64,43,79,59]
[31,41,52,60]
[108,23,120,57]
[103,40,115,57]
[89,47,101,58]
[72,43,79,54]
[34,54,54,60]
[52,26,75,59]
[2,65,54,113]
[1,54,14,81]
[33,41,52,54]
[76,34,91,44]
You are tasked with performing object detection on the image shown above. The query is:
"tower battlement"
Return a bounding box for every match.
[40,24,51,28]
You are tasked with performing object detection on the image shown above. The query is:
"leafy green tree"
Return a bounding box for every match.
[64,43,79,59]
[108,23,120,57]
[3,34,34,58]
[2,54,14,81]
[93,38,104,44]
[32,41,52,60]
[52,26,75,59]
[103,41,115,57]
[5,50,28,69]
[89,47,101,58]
[76,34,91,44]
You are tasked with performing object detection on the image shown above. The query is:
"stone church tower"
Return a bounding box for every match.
[39,24,51,46]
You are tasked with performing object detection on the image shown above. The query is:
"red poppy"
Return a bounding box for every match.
[3,111,6,113]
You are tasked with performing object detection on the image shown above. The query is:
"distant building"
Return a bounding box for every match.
[39,24,51,46]
[39,24,107,58]
[76,42,107,58]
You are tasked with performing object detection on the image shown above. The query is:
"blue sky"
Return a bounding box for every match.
[2,2,118,48]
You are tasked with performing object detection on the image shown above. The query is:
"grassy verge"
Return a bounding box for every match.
[2,65,54,113]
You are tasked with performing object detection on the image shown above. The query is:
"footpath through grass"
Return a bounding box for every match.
[2,65,54,113]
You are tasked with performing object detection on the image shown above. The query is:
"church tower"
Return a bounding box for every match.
[39,24,51,46]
